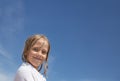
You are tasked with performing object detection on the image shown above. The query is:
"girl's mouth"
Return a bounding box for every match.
[33,56,42,61]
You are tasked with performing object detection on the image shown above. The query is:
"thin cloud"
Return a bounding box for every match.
[0,0,24,65]
[0,0,24,38]
[0,72,14,81]
[49,55,55,64]
[47,55,55,75]
[0,44,16,68]
[0,73,8,81]
[0,44,12,60]
[0,1,24,80]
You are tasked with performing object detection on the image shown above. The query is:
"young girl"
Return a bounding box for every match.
[14,34,50,81]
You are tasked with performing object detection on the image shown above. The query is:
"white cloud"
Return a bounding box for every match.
[0,44,16,81]
[0,73,8,81]
[0,0,24,66]
[47,55,55,74]
[0,1,24,80]
[0,72,14,81]
[0,44,12,60]
[0,0,24,38]
[0,44,16,71]
[49,55,55,64]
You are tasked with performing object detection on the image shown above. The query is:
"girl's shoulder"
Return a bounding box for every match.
[16,62,31,76]
[14,63,34,81]
[18,62,31,72]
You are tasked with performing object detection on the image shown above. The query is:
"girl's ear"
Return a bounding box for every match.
[24,51,29,58]
[25,50,29,55]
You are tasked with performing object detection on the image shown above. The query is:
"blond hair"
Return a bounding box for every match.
[22,34,50,76]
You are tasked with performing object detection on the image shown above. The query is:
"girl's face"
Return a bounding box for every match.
[26,38,49,69]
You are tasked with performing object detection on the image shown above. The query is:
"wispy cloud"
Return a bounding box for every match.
[0,0,24,38]
[0,0,24,63]
[49,55,55,64]
[0,44,12,60]
[47,55,55,75]
[0,71,14,81]
[0,44,16,68]
[0,0,24,81]
[0,73,9,81]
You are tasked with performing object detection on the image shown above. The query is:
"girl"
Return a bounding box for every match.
[14,34,50,81]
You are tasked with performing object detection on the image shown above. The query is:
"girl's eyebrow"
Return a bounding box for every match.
[33,42,46,49]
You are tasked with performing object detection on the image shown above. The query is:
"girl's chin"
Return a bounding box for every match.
[28,60,43,68]
[32,63,42,67]
[32,64,39,69]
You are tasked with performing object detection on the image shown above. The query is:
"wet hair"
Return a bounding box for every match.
[22,34,50,76]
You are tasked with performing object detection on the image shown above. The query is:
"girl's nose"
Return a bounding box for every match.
[38,51,43,57]
[36,52,43,59]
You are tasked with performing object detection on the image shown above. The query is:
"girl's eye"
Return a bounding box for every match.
[33,48,39,52]
[42,50,47,55]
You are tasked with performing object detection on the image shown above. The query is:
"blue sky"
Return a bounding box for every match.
[0,0,120,81]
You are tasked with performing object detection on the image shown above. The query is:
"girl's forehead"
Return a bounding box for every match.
[34,38,48,47]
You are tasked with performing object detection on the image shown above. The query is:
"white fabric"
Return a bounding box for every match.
[14,62,46,81]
